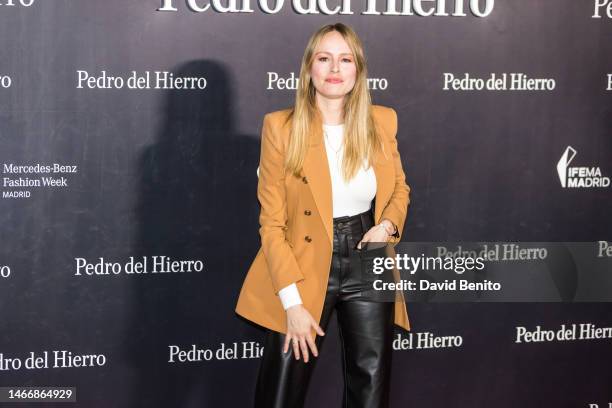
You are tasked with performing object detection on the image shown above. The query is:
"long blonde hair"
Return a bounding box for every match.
[285,23,382,181]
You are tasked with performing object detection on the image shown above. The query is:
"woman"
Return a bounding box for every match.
[235,22,411,407]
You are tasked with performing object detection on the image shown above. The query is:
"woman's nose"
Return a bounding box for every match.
[332,60,339,72]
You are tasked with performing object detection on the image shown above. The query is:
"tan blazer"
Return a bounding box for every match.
[235,104,411,336]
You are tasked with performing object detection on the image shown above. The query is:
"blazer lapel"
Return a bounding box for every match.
[372,137,394,226]
[302,111,334,246]
[301,109,394,247]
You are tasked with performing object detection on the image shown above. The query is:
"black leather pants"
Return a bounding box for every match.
[254,208,395,408]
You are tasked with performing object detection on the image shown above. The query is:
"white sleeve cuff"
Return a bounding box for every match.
[278,283,303,310]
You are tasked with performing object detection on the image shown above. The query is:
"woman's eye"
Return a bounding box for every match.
[317,56,352,63]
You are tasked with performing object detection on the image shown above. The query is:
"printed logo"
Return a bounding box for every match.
[557,146,610,188]
[0,74,10,89]
[592,0,612,18]
[0,0,35,7]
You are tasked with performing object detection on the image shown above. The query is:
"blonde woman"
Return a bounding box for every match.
[236,22,411,407]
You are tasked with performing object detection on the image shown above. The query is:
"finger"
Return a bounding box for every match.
[299,336,309,363]
[283,334,291,354]
[312,321,325,336]
[306,334,318,357]
[358,236,368,249]
[292,338,300,360]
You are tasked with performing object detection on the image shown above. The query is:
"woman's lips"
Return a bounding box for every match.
[326,78,343,84]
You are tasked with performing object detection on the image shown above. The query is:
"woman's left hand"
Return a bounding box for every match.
[357,219,394,249]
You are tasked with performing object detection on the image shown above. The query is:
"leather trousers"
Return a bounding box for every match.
[254,208,395,408]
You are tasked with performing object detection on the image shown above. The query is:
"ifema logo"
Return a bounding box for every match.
[556,146,610,188]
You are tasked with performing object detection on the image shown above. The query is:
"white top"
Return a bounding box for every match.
[279,123,377,310]
[322,123,377,218]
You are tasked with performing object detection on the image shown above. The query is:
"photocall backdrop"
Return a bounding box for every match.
[0,0,611,407]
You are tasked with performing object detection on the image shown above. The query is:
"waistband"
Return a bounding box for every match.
[333,208,374,231]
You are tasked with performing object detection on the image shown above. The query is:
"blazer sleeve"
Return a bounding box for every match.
[257,113,305,294]
[380,107,411,244]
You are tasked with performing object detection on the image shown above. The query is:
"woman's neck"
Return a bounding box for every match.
[316,93,344,125]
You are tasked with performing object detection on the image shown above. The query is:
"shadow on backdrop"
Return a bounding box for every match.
[125,60,262,407]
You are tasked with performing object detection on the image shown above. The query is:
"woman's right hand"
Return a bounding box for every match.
[283,305,325,363]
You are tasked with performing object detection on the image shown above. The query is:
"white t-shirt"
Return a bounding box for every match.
[279,123,377,309]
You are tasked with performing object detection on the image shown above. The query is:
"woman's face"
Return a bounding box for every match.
[310,31,357,102]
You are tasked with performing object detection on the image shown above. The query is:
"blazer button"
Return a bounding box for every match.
[304,210,312,216]
[302,176,308,184]
[304,235,312,243]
